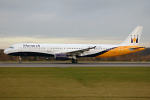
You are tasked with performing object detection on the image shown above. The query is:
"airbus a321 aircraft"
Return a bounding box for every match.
[4,26,145,63]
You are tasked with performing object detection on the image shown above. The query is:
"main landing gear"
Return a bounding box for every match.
[71,58,78,63]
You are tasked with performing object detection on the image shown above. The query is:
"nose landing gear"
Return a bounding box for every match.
[19,56,22,63]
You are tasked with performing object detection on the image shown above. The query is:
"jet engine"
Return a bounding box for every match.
[54,54,69,60]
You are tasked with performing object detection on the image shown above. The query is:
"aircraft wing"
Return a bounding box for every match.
[56,46,96,56]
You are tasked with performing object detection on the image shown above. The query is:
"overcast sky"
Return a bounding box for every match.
[0,0,150,48]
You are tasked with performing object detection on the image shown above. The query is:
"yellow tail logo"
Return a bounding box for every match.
[131,35,138,43]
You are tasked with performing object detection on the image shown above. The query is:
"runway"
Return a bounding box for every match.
[0,62,150,67]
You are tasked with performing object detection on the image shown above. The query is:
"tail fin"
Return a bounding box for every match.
[121,26,143,46]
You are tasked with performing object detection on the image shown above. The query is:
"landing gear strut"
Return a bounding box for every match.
[19,56,22,63]
[71,58,78,63]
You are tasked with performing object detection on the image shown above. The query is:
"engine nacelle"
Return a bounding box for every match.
[54,54,69,60]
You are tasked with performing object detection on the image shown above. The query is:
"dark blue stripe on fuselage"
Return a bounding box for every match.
[82,47,117,57]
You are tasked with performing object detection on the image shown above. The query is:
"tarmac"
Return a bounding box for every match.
[0,62,150,67]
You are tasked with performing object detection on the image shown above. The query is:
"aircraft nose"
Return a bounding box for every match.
[4,49,9,55]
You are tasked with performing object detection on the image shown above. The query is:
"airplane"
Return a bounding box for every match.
[4,26,145,63]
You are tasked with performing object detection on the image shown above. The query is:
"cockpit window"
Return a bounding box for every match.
[9,46,14,49]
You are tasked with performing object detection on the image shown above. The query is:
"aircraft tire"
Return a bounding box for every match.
[71,59,78,63]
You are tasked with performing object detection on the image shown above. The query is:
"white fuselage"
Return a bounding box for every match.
[4,43,118,57]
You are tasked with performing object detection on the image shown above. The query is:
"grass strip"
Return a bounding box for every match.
[0,67,150,100]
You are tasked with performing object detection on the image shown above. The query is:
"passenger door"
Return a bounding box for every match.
[47,45,51,53]
[18,45,22,52]
[119,46,123,53]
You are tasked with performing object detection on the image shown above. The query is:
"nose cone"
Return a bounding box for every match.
[4,49,8,55]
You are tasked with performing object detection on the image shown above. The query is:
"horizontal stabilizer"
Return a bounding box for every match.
[129,47,145,51]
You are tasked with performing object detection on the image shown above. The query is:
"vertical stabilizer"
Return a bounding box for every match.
[121,26,143,46]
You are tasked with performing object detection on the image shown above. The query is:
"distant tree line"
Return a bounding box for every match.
[0,48,150,62]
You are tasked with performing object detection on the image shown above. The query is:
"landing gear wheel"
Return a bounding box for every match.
[71,59,78,63]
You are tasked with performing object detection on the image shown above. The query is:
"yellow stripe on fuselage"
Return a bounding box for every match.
[96,46,145,57]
